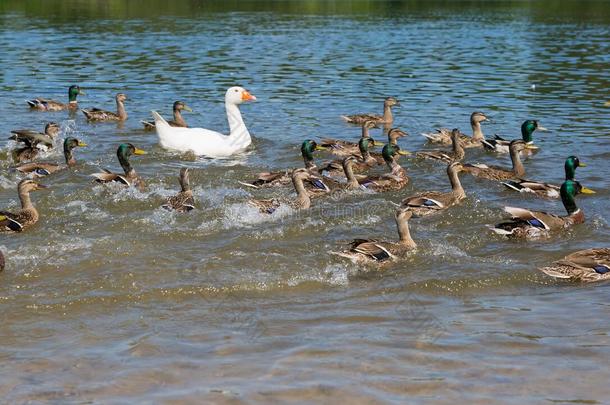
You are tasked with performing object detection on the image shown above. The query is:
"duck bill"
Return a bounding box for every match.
[183,105,193,112]
[242,91,256,101]
[134,148,147,155]
[581,186,595,194]
[35,184,48,190]
[78,141,87,147]
[314,145,328,151]
[79,90,86,95]
[524,143,539,150]
[372,140,385,147]
[397,150,411,156]
[537,126,549,132]
[579,162,587,167]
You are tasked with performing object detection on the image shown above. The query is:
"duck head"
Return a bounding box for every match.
[18,178,48,193]
[521,120,548,143]
[226,86,256,105]
[173,101,192,112]
[564,156,586,180]
[470,111,489,125]
[115,93,127,103]
[45,122,61,137]
[384,97,400,107]
[68,85,84,102]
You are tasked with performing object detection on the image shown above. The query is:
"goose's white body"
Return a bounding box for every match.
[154,87,256,158]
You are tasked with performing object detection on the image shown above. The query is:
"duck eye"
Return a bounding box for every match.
[235,89,239,92]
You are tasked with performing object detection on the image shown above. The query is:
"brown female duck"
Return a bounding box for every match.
[416,128,465,163]
[162,168,195,212]
[0,179,48,232]
[401,162,466,217]
[10,122,61,163]
[248,168,318,214]
[82,93,128,121]
[332,208,416,264]
[342,97,399,125]
[422,111,489,148]
[463,140,536,181]
[343,143,410,192]
[539,248,610,282]
[142,101,192,130]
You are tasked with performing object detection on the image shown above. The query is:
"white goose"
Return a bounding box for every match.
[152,86,256,157]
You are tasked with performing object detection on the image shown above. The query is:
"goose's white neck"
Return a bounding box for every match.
[225,102,251,146]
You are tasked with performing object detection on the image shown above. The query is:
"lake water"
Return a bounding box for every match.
[1,1,609,403]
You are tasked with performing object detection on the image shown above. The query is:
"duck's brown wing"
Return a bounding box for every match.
[350,239,393,262]
[15,162,63,175]
[162,192,195,212]
[91,171,130,186]
[341,113,383,125]
[82,108,118,121]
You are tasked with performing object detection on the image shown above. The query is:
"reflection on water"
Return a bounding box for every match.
[0,1,609,403]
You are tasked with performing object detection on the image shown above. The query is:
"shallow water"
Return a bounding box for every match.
[1,1,610,403]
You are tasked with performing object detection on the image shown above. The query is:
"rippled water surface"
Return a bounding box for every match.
[1,1,610,403]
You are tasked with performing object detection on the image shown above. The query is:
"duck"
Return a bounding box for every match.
[341,97,399,125]
[401,162,466,217]
[332,208,416,264]
[239,140,327,189]
[152,86,256,157]
[491,179,595,239]
[10,122,61,163]
[27,85,84,111]
[10,122,60,150]
[14,137,87,176]
[320,120,382,157]
[364,127,408,162]
[463,140,536,181]
[248,168,318,214]
[142,101,192,130]
[91,143,147,190]
[0,179,48,232]
[422,112,489,148]
[482,120,548,154]
[320,137,382,177]
[343,143,410,192]
[502,156,587,199]
[162,168,195,212]
[416,128,465,163]
[82,93,128,121]
[539,248,610,282]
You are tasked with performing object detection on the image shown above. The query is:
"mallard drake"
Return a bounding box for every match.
[422,112,489,148]
[10,122,61,163]
[320,120,382,157]
[248,168,317,214]
[91,143,146,190]
[502,156,587,199]
[14,137,87,176]
[153,87,256,157]
[482,120,548,153]
[239,140,327,189]
[142,101,192,130]
[539,248,610,282]
[401,162,466,217]
[162,168,195,212]
[341,97,399,125]
[82,93,128,121]
[332,208,416,264]
[463,140,536,181]
[416,128,465,163]
[343,143,410,192]
[491,179,595,238]
[0,179,48,232]
[27,85,84,111]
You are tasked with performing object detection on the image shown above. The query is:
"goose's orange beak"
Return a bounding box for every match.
[242,90,256,101]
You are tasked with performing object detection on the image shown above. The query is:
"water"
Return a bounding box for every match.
[1,1,610,403]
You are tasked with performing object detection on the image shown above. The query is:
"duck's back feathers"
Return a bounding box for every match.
[539,248,610,282]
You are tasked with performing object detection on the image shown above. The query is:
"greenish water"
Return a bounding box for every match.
[1,1,609,403]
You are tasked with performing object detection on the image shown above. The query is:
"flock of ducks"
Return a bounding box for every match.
[1,87,608,283]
